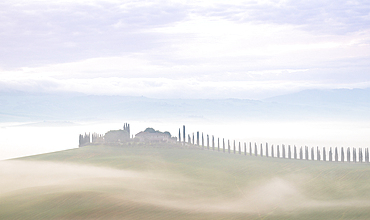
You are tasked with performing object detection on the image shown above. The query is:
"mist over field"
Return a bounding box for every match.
[2,145,370,219]
[1,160,367,214]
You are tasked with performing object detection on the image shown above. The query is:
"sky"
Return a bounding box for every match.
[1,0,370,99]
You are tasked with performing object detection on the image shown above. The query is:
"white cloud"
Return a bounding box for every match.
[0,0,370,98]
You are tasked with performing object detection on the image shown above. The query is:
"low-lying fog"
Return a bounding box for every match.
[1,119,370,160]
[1,160,368,214]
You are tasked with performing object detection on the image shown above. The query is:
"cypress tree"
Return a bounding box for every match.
[329,148,332,162]
[317,147,321,161]
[282,144,285,159]
[255,143,258,156]
[207,134,209,149]
[323,147,326,161]
[288,145,291,159]
[244,142,247,155]
[353,148,357,163]
[305,146,309,160]
[79,134,82,147]
[260,143,263,157]
[239,142,241,154]
[178,129,181,142]
[266,143,269,157]
[202,133,205,147]
[300,147,303,160]
[347,147,351,162]
[294,145,297,159]
[277,145,280,158]
[271,144,274,158]
[249,142,252,156]
[233,140,235,154]
[228,140,230,153]
[311,147,314,160]
[212,135,214,150]
[341,147,344,162]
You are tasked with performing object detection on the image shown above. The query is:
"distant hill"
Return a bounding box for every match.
[1,89,370,122]
[1,144,370,219]
[265,88,370,106]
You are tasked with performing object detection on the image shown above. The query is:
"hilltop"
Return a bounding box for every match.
[1,143,370,219]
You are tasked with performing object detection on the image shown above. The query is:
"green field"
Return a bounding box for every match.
[1,143,370,219]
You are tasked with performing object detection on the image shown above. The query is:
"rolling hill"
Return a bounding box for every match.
[1,143,370,219]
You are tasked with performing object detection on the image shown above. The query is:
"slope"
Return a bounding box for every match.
[1,143,370,219]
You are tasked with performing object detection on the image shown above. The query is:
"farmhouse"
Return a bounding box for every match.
[135,128,176,143]
[104,123,131,143]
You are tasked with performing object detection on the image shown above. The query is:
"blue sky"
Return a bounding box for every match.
[1,0,369,99]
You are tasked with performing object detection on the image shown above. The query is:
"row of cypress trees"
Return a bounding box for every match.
[179,126,369,163]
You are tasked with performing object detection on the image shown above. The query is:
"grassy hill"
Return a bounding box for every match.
[1,143,370,219]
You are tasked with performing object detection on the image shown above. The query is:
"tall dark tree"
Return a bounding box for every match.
[317,147,321,161]
[305,146,309,160]
[347,147,351,162]
[294,146,297,159]
[207,134,209,149]
[228,140,230,153]
[255,143,258,156]
[233,140,236,154]
[201,132,204,148]
[178,129,181,142]
[260,143,263,157]
[311,147,314,161]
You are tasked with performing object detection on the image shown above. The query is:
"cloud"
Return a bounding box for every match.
[0,0,370,98]
[0,0,188,68]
